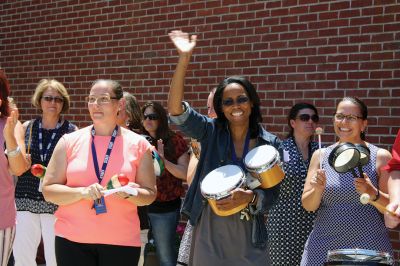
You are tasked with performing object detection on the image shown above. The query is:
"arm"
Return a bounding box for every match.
[186,152,198,185]
[157,138,189,181]
[302,149,326,211]
[4,109,30,176]
[127,149,157,206]
[386,170,400,228]
[168,30,197,115]
[42,137,102,205]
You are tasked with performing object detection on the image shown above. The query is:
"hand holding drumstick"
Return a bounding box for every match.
[360,193,396,216]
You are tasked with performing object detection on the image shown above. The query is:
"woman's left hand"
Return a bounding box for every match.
[3,109,18,142]
[354,173,376,196]
[216,188,253,211]
[157,139,164,158]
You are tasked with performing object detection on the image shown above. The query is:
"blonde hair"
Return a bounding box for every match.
[31,79,70,113]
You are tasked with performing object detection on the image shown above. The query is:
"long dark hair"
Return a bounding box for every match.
[287,103,319,138]
[141,101,176,159]
[213,76,262,138]
[338,97,368,140]
[0,71,10,118]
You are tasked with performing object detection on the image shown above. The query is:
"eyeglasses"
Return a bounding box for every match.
[42,95,64,104]
[86,95,118,105]
[334,113,363,122]
[222,95,250,106]
[143,113,159,120]
[297,114,319,123]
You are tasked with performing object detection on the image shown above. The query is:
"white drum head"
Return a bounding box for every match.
[244,145,278,169]
[201,165,244,200]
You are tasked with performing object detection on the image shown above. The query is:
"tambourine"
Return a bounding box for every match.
[328,142,370,178]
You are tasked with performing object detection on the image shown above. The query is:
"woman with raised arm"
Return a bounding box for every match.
[13,79,77,266]
[301,97,393,265]
[168,30,281,266]
[0,71,30,266]
[42,79,157,266]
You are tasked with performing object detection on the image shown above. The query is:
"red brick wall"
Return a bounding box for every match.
[1,0,400,261]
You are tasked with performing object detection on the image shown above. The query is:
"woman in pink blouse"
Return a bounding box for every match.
[0,70,30,266]
[42,79,157,266]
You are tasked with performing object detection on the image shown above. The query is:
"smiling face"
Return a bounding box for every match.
[88,81,120,125]
[221,83,253,126]
[290,108,318,139]
[40,87,64,117]
[334,100,367,143]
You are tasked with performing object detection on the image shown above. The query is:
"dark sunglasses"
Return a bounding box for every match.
[143,113,159,120]
[222,95,250,107]
[297,114,319,123]
[42,95,64,104]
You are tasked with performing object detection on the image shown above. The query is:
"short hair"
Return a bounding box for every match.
[31,79,70,113]
[213,76,262,138]
[0,71,10,118]
[287,103,319,138]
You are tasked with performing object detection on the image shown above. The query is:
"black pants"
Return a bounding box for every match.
[55,236,141,266]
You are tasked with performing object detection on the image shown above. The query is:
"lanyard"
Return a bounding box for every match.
[91,125,119,183]
[230,130,250,170]
[38,119,61,162]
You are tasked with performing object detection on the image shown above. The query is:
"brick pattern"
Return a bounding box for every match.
[1,0,400,261]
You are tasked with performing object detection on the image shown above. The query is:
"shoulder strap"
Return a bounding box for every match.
[26,119,34,154]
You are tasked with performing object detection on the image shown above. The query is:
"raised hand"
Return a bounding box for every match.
[168,30,197,55]
[3,109,19,142]
[157,139,164,158]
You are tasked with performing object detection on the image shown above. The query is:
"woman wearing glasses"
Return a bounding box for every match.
[301,97,393,265]
[267,103,319,266]
[168,30,281,265]
[0,71,30,266]
[140,101,189,266]
[13,79,77,266]
[42,79,157,266]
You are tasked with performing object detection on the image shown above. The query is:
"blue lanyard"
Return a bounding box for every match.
[230,130,250,170]
[38,119,61,163]
[91,125,119,183]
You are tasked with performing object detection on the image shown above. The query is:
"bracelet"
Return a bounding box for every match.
[5,146,21,158]
[371,189,380,202]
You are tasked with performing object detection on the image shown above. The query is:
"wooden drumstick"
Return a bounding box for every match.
[360,193,396,216]
[315,127,323,169]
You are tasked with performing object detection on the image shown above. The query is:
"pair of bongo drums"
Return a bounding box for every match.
[325,249,393,265]
[200,145,285,216]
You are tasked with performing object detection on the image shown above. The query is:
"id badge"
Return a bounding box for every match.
[94,196,107,215]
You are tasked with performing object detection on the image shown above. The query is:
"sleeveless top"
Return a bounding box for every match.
[0,118,16,229]
[300,143,393,266]
[15,118,76,214]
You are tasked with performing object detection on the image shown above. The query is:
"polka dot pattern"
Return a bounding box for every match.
[15,119,76,214]
[300,143,393,266]
[267,137,318,266]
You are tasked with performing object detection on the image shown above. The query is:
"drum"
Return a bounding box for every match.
[244,145,285,189]
[152,150,165,177]
[325,249,393,265]
[200,165,247,216]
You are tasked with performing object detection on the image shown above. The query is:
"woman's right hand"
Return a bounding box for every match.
[168,30,197,55]
[81,183,104,200]
[310,169,326,191]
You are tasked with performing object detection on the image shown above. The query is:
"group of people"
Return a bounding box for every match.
[0,29,399,266]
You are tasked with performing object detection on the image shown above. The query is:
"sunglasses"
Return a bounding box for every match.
[42,95,64,104]
[143,113,159,120]
[297,114,319,123]
[222,95,250,106]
